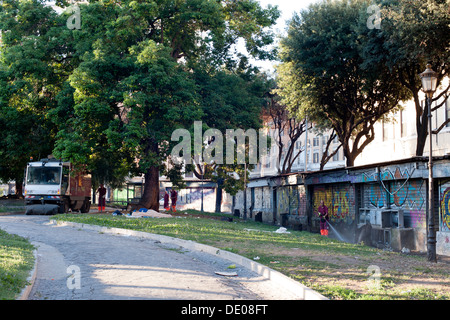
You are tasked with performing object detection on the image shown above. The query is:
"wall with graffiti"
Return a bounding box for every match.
[253,186,272,212]
[439,181,450,233]
[312,183,355,225]
[363,180,426,229]
[276,185,307,216]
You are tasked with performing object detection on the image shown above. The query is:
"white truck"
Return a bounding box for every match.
[24,158,91,215]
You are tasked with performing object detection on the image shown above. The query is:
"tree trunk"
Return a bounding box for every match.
[342,141,355,168]
[215,178,224,213]
[138,165,160,212]
[15,180,23,198]
[345,156,354,168]
[415,102,428,156]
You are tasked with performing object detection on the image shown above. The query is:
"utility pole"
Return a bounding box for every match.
[243,162,247,220]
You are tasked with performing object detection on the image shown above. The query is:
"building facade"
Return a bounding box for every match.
[233,81,450,257]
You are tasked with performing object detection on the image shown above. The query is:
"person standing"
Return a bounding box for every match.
[97,184,106,212]
[170,189,178,212]
[318,200,329,236]
[163,190,170,211]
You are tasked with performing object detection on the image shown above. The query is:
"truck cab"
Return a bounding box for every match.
[24,158,91,215]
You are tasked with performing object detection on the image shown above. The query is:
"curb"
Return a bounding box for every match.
[17,248,38,300]
[51,219,328,300]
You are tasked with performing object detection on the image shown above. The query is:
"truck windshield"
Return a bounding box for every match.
[27,166,61,185]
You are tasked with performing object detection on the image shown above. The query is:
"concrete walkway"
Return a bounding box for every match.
[0,214,326,300]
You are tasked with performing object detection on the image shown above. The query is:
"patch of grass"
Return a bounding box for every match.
[0,229,35,300]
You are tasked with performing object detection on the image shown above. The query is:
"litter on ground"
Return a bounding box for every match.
[122,209,172,218]
[215,271,238,277]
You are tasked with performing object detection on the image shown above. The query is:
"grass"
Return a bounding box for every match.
[0,229,35,300]
[0,199,25,213]
[52,209,450,300]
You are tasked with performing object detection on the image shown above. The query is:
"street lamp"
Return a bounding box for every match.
[420,63,438,263]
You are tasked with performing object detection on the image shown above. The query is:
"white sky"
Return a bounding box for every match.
[252,0,319,75]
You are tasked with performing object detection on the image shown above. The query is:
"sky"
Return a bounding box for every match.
[258,0,318,33]
[251,0,320,75]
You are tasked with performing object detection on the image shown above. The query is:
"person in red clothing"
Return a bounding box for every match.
[163,190,170,211]
[97,184,106,212]
[170,189,178,212]
[318,200,329,236]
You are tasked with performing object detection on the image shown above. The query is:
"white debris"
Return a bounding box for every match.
[274,227,290,234]
[215,271,238,277]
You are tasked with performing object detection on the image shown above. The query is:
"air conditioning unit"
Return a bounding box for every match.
[370,209,381,225]
[381,209,404,228]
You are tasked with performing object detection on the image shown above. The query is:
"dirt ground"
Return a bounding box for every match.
[259,244,450,299]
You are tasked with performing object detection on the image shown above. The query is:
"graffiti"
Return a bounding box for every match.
[313,184,355,223]
[365,180,426,228]
[409,210,426,229]
[369,184,385,208]
[440,187,450,232]
[277,185,306,216]
[362,167,412,183]
[277,187,290,214]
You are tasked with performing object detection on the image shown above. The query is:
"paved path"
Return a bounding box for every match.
[0,214,316,300]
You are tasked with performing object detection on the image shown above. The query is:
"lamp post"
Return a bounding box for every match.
[420,64,438,263]
[243,162,247,220]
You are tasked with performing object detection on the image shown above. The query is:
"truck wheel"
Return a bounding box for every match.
[59,202,69,214]
[80,200,91,213]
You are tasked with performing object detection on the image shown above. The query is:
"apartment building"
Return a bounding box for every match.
[251,121,346,179]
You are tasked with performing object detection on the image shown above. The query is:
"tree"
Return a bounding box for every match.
[0,0,279,209]
[51,0,280,211]
[378,0,450,156]
[187,65,271,212]
[263,90,308,174]
[276,0,410,167]
[0,0,61,195]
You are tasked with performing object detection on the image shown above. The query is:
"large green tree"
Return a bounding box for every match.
[378,0,449,156]
[51,0,279,210]
[0,0,279,209]
[276,0,410,167]
[0,0,61,195]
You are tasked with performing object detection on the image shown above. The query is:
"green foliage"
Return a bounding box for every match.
[377,0,450,155]
[0,0,279,200]
[276,0,412,166]
[0,0,62,186]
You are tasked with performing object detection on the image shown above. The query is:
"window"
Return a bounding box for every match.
[400,110,408,137]
[313,152,319,163]
[313,137,319,147]
[333,135,339,144]
[26,166,61,185]
[332,148,339,162]
[382,120,390,141]
[446,97,450,128]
